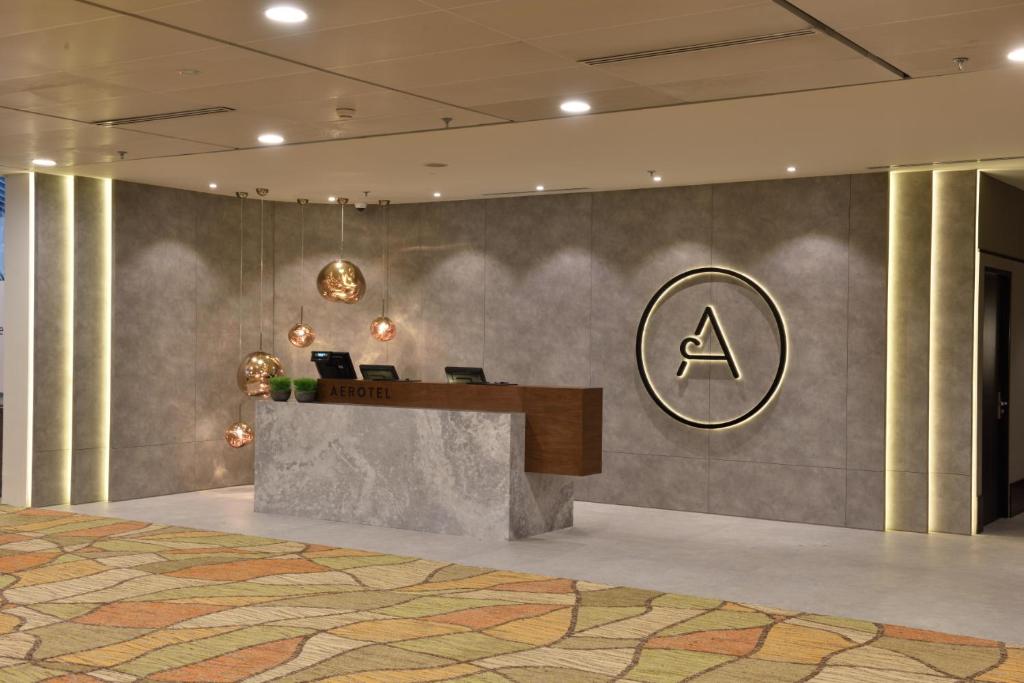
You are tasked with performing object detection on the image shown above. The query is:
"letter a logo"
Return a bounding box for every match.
[677,306,740,380]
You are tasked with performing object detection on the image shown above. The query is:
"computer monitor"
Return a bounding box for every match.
[360,364,400,381]
[311,351,357,380]
[445,366,487,384]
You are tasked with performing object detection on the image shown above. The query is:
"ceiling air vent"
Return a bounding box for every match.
[91,106,235,127]
[579,29,815,66]
[482,187,590,197]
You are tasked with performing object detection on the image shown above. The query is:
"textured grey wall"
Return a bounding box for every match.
[107,175,889,527]
[886,172,932,532]
[930,171,978,535]
[32,173,71,507]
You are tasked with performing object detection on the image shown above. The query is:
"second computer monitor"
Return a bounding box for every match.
[445,366,487,384]
[360,364,400,381]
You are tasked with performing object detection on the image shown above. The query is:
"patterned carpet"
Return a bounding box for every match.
[0,506,1020,682]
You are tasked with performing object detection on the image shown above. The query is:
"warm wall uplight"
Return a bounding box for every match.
[264,5,307,23]
[560,99,591,114]
[100,178,113,501]
[32,158,56,167]
[1008,47,1024,62]
[257,133,285,145]
[62,175,74,505]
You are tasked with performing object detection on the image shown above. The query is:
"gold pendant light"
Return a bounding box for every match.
[317,197,366,303]
[288,309,315,348]
[225,401,254,448]
[370,313,396,342]
[237,187,284,397]
[225,192,255,447]
[288,199,316,347]
[370,199,396,342]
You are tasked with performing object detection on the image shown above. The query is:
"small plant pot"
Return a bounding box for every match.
[270,389,291,402]
[295,390,317,403]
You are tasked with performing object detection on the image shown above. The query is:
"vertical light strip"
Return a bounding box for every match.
[99,178,112,501]
[971,170,982,534]
[62,175,74,504]
[927,171,941,532]
[885,172,899,530]
[26,173,36,507]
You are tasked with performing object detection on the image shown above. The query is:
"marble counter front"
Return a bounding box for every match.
[254,402,574,540]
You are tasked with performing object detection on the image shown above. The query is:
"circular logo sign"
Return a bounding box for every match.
[635,267,787,429]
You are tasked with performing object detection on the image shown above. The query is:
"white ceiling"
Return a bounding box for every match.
[1,0,1023,201]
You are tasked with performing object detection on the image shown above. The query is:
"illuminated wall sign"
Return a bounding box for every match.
[636,267,787,430]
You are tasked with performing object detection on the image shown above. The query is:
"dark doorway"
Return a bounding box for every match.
[980,268,1012,531]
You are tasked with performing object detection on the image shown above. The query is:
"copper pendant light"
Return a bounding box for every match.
[236,187,284,397]
[225,401,254,448]
[370,314,396,342]
[225,421,254,448]
[317,197,365,303]
[288,199,317,347]
[288,307,316,348]
[371,199,396,342]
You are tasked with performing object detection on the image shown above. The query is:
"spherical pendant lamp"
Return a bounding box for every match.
[224,420,254,448]
[317,258,365,303]
[317,198,365,303]
[288,320,316,347]
[236,350,284,396]
[371,315,396,342]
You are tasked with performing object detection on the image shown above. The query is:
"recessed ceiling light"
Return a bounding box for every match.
[32,158,56,167]
[1009,47,1024,62]
[208,182,218,189]
[536,185,545,191]
[649,171,662,183]
[328,196,337,202]
[264,5,307,23]
[560,99,591,114]
[257,132,285,145]
[433,192,442,198]
[786,166,797,173]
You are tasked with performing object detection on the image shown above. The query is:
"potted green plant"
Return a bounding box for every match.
[294,377,318,403]
[269,376,292,402]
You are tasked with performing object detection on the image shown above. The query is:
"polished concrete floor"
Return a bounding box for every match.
[56,486,1024,645]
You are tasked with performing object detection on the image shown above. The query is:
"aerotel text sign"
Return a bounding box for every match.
[636,267,787,430]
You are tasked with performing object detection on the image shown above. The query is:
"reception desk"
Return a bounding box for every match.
[316,380,602,476]
[254,382,602,540]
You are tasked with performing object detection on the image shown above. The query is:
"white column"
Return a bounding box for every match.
[2,173,34,507]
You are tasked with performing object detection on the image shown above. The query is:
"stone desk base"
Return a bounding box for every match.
[254,402,574,540]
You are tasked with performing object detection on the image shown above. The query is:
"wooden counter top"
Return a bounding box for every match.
[316,380,602,476]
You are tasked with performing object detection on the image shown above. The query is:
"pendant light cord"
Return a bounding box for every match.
[236,190,247,419]
[339,200,346,257]
[258,193,265,349]
[298,199,306,323]
[384,202,390,314]
[236,192,246,359]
